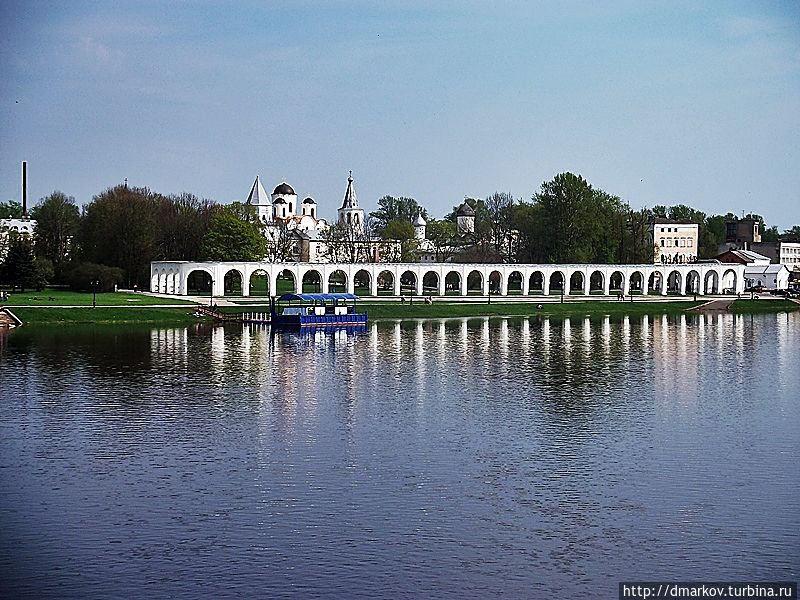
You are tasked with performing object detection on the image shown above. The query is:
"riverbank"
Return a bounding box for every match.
[5,292,797,325]
[7,306,204,325]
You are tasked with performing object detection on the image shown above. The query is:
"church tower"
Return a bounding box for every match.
[414,212,427,240]
[337,171,365,232]
[246,176,272,223]
[456,201,475,234]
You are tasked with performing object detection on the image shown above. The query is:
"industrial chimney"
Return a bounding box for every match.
[21,161,28,218]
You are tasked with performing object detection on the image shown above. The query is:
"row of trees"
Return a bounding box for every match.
[367,172,799,265]
[0,185,265,291]
[2,173,798,291]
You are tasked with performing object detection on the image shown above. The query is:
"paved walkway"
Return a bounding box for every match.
[691,298,736,311]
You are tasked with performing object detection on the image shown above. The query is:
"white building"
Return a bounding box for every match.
[744,264,790,290]
[649,218,699,264]
[750,241,800,268]
[0,217,37,259]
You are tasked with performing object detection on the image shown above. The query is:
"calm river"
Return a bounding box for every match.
[1,312,798,599]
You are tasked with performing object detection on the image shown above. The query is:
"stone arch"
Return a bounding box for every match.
[422,271,440,295]
[549,271,565,294]
[528,271,544,294]
[590,270,605,294]
[328,269,347,293]
[377,269,394,295]
[648,271,663,294]
[354,269,371,296]
[685,270,701,295]
[223,268,244,296]
[302,269,322,293]
[629,271,644,294]
[507,271,523,294]
[569,271,584,295]
[445,271,461,295]
[277,269,297,294]
[467,270,483,295]
[667,270,682,294]
[489,270,502,294]
[704,270,719,294]
[722,269,737,293]
[609,271,624,294]
[186,269,212,296]
[249,269,270,296]
[400,270,417,295]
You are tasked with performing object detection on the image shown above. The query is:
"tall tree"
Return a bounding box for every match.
[200,208,266,261]
[30,191,81,278]
[153,193,217,261]
[381,218,419,262]
[0,200,24,218]
[1,234,46,291]
[370,196,427,236]
[79,185,159,287]
[425,219,458,262]
[485,192,517,261]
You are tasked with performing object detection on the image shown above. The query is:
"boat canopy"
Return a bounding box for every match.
[277,293,360,302]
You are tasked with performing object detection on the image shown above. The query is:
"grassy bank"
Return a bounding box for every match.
[9,306,206,325]
[728,299,799,313]
[1,289,194,307]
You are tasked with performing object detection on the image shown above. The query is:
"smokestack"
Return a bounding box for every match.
[21,161,28,218]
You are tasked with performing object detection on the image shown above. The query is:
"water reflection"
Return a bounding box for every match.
[1,311,798,599]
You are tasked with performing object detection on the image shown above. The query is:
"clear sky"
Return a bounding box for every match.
[1,1,798,228]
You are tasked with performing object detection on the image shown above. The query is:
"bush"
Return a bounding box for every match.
[64,262,124,292]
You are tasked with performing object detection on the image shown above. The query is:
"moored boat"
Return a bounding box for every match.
[269,293,367,328]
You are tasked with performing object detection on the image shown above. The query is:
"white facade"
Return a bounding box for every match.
[151,260,746,298]
[744,264,790,290]
[0,217,37,259]
[650,219,699,264]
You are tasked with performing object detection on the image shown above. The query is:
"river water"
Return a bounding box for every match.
[1,312,798,599]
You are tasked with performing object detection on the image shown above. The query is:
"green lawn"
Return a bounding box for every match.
[729,299,799,313]
[1,289,194,306]
[9,306,206,325]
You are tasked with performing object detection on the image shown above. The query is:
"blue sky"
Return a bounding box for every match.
[1,1,798,228]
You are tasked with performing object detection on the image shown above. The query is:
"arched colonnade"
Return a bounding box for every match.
[150,262,746,298]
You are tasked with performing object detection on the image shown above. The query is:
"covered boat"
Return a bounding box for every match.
[269,293,368,327]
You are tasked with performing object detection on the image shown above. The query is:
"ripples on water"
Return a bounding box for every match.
[1,312,798,599]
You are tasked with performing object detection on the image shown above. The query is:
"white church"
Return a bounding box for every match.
[245,171,375,262]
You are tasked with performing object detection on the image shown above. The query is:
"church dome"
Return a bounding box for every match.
[415,214,427,226]
[457,202,475,217]
[302,197,316,204]
[273,197,287,204]
[273,182,295,196]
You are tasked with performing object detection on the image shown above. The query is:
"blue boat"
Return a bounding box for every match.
[269,293,368,328]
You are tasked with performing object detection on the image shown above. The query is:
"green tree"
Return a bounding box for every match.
[382,218,419,261]
[425,218,457,262]
[761,226,780,243]
[370,196,427,236]
[30,191,81,278]
[782,225,800,239]
[153,193,217,261]
[200,208,266,261]
[79,185,159,287]
[0,200,24,218]
[1,234,46,291]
